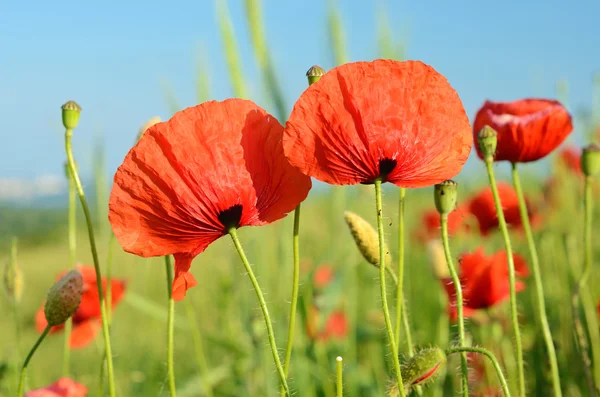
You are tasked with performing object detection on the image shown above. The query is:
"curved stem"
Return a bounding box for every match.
[184,298,214,397]
[228,228,290,396]
[445,346,511,397]
[62,168,77,376]
[483,159,525,396]
[395,187,406,347]
[65,129,116,397]
[17,325,51,397]
[440,214,469,397]
[336,356,343,397]
[511,163,562,397]
[374,180,404,396]
[280,205,301,397]
[165,255,177,396]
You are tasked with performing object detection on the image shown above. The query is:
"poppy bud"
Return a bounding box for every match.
[388,347,447,396]
[3,260,23,304]
[434,180,458,216]
[44,270,83,326]
[61,100,82,130]
[137,116,161,142]
[306,65,326,86]
[581,144,600,177]
[477,125,498,160]
[344,211,391,267]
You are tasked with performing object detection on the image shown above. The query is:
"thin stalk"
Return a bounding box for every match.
[483,159,525,396]
[184,298,214,397]
[374,180,404,396]
[62,167,77,376]
[17,325,51,397]
[228,228,290,396]
[165,255,177,396]
[445,346,511,397]
[395,187,406,346]
[511,163,562,397]
[336,356,343,397]
[280,205,302,397]
[572,175,600,395]
[65,129,116,397]
[106,234,115,324]
[440,214,469,397]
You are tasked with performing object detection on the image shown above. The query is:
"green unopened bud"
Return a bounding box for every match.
[388,347,447,396]
[581,144,600,177]
[3,261,23,304]
[61,101,82,130]
[44,270,83,326]
[344,211,391,267]
[434,180,458,216]
[477,125,498,160]
[306,65,326,86]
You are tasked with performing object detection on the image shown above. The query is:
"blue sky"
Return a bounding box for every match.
[0,0,599,198]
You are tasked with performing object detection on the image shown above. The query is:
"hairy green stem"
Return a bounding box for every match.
[228,228,290,396]
[280,205,301,397]
[65,129,116,397]
[62,167,77,376]
[440,214,469,396]
[165,256,177,396]
[374,180,404,396]
[511,163,562,397]
[445,346,511,397]
[17,325,51,397]
[395,187,406,346]
[184,298,214,397]
[336,357,343,397]
[483,159,525,396]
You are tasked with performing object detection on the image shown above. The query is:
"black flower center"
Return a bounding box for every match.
[379,158,397,179]
[218,204,243,231]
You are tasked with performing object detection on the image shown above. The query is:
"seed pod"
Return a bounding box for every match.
[306,65,326,86]
[434,180,458,216]
[344,211,391,267]
[137,116,161,142]
[44,270,83,326]
[477,125,498,161]
[581,144,600,177]
[388,347,447,396]
[61,101,82,130]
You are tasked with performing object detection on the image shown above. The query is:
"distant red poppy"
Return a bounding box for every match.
[25,377,87,397]
[418,204,471,242]
[109,100,312,300]
[473,99,573,163]
[283,60,472,187]
[36,265,126,349]
[305,305,348,341]
[467,182,539,235]
[557,145,582,175]
[313,265,335,289]
[442,248,529,321]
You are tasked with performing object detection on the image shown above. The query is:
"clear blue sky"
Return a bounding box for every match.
[1,0,599,189]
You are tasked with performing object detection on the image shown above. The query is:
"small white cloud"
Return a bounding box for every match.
[0,175,66,201]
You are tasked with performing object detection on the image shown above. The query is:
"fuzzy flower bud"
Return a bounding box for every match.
[3,260,23,304]
[306,65,326,86]
[434,180,458,216]
[344,211,391,267]
[61,101,82,130]
[388,347,447,396]
[137,116,161,142]
[581,144,600,177]
[44,270,83,326]
[477,125,498,160]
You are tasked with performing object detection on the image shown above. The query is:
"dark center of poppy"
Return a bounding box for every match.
[218,204,243,231]
[361,158,398,184]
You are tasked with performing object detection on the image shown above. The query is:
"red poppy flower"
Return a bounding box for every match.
[442,248,529,321]
[557,145,582,175]
[418,204,471,242]
[283,60,472,187]
[313,265,335,288]
[109,99,312,300]
[473,99,573,163]
[467,182,540,235]
[305,305,348,341]
[36,265,126,349]
[25,378,87,397]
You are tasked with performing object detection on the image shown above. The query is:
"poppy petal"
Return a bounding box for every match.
[172,253,198,301]
[284,60,472,187]
[69,319,101,349]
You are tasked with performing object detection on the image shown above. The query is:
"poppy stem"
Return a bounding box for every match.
[572,175,600,395]
[395,187,406,347]
[164,255,177,397]
[280,204,302,397]
[62,165,77,377]
[336,356,343,397]
[17,325,51,397]
[183,297,214,397]
[445,346,511,397]
[228,227,291,396]
[65,128,116,397]
[483,159,525,396]
[440,214,469,397]
[373,180,405,396]
[511,163,562,397]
